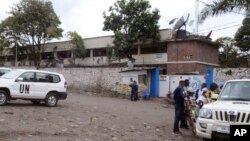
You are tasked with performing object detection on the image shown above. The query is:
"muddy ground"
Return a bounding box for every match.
[0,92,201,141]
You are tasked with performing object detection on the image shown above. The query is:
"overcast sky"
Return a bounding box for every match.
[0,0,245,41]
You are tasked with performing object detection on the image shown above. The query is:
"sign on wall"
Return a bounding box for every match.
[160,75,167,81]
[159,75,206,97]
[169,75,206,93]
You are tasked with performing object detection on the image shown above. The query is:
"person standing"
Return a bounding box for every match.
[195,83,207,100]
[129,81,139,101]
[196,87,208,118]
[180,79,190,129]
[205,82,218,103]
[173,80,186,134]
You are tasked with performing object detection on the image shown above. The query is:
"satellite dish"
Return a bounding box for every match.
[171,13,194,32]
[169,18,177,25]
[188,20,194,26]
[184,13,190,24]
[205,30,213,39]
[174,16,185,30]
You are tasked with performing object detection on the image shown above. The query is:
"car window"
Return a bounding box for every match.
[50,74,61,83]
[220,81,250,100]
[35,72,60,83]
[36,72,51,83]
[18,72,35,82]
[2,70,22,79]
[0,69,10,76]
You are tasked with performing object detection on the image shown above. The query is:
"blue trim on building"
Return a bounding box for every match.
[150,67,160,97]
[205,67,214,89]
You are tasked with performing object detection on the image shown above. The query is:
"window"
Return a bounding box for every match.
[57,51,71,58]
[93,48,106,57]
[35,72,61,83]
[130,48,138,55]
[36,72,50,82]
[138,75,147,85]
[50,74,61,83]
[184,55,192,60]
[18,72,35,82]
[85,49,90,57]
[2,70,22,79]
[220,82,250,100]
[160,69,167,75]
[0,69,10,76]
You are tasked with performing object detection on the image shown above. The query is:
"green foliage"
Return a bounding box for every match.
[235,17,250,52]
[103,0,160,60]
[199,0,250,23]
[216,37,248,67]
[0,0,63,68]
[67,31,85,59]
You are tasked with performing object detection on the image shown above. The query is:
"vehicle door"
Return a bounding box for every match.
[35,72,53,98]
[11,72,36,98]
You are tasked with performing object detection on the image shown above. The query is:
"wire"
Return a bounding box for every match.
[199,21,242,32]
[198,24,242,34]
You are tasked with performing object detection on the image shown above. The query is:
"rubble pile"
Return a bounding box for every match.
[113,82,148,97]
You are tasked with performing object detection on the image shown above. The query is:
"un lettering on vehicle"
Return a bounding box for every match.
[19,84,30,94]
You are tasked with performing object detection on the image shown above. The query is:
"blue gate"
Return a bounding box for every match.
[205,67,214,89]
[150,67,160,97]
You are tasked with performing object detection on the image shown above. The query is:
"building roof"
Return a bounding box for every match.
[166,38,219,47]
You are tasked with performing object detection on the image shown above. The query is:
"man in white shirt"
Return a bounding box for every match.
[195,83,207,100]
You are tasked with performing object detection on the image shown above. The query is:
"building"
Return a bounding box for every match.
[0,29,219,75]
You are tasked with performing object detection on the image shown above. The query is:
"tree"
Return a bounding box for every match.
[216,37,247,67]
[67,31,85,65]
[200,0,250,22]
[0,0,63,69]
[103,0,160,61]
[235,17,250,52]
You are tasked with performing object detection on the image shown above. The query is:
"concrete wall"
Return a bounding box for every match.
[213,68,250,82]
[12,67,123,91]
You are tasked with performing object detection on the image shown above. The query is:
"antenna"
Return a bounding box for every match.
[188,20,194,26]
[195,0,199,33]
[169,18,177,25]
[205,30,213,39]
[184,13,190,24]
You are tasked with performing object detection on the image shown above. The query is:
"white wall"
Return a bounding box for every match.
[120,71,147,84]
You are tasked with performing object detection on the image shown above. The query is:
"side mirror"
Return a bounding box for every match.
[211,94,219,100]
[15,77,24,82]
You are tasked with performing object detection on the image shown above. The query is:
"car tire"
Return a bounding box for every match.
[203,138,212,141]
[31,100,41,105]
[45,93,58,107]
[0,90,8,106]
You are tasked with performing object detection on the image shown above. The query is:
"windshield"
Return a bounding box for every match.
[1,70,23,79]
[219,81,250,101]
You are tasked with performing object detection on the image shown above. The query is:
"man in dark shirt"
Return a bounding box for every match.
[129,81,139,101]
[173,80,186,134]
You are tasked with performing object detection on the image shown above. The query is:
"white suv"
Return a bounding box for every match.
[0,67,11,76]
[0,69,67,107]
[196,79,250,141]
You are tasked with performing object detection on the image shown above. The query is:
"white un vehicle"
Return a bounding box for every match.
[196,79,250,141]
[0,69,67,107]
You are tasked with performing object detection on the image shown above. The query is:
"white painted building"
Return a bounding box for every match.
[0,29,174,67]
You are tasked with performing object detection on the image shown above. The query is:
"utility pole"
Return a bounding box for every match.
[195,0,199,33]
[15,37,18,67]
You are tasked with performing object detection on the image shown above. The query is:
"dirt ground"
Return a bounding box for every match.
[0,92,201,141]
